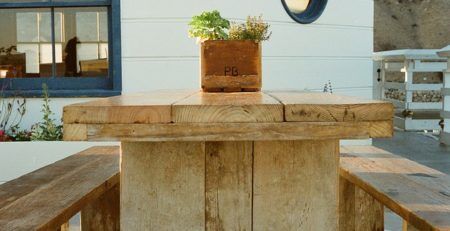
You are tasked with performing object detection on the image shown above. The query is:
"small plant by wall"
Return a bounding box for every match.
[30,84,63,141]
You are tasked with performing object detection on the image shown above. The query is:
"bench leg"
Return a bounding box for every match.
[339,177,384,231]
[402,220,420,231]
[81,184,120,231]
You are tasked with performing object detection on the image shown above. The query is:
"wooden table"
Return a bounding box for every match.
[63,90,393,230]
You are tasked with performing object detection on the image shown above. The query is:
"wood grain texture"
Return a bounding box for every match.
[201,40,261,92]
[339,176,384,231]
[172,92,283,122]
[253,140,339,230]
[81,121,393,142]
[121,142,205,231]
[63,124,88,141]
[81,184,120,231]
[0,146,120,231]
[205,142,252,231]
[267,91,394,122]
[341,145,450,231]
[63,90,196,124]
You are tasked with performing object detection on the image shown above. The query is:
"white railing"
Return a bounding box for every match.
[438,46,450,145]
[374,49,447,131]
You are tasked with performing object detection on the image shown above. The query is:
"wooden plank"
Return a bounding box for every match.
[63,90,196,124]
[205,142,252,231]
[63,124,88,141]
[339,176,384,231]
[172,92,283,122]
[121,142,205,230]
[253,140,339,230]
[0,146,120,230]
[340,145,450,231]
[267,91,394,122]
[81,120,393,141]
[81,184,120,231]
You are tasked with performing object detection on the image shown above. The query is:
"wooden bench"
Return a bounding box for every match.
[340,145,450,231]
[0,146,120,231]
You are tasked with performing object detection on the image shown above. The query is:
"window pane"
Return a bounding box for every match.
[55,7,109,77]
[0,8,53,78]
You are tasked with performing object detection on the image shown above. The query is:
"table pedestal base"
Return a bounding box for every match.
[121,140,339,230]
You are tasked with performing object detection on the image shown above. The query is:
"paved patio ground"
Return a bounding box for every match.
[373,130,450,231]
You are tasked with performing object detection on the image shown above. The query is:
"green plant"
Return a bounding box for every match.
[188,10,230,41]
[0,84,27,136]
[229,16,271,42]
[30,84,63,141]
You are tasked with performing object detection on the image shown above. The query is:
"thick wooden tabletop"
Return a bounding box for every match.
[63,90,393,141]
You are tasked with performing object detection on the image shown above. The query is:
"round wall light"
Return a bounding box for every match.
[281,0,328,24]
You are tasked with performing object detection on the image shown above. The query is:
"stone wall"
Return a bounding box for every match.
[375,0,450,51]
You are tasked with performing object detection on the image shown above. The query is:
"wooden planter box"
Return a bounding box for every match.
[200,40,262,92]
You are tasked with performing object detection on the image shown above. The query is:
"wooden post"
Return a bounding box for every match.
[120,142,206,230]
[81,184,120,231]
[339,176,384,231]
[253,140,340,230]
[205,141,252,230]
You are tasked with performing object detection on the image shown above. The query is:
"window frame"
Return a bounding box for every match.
[0,0,121,97]
[281,0,328,24]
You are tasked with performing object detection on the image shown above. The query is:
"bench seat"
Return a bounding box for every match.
[340,145,450,231]
[0,146,120,231]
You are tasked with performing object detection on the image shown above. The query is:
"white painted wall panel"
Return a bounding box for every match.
[121,0,373,27]
[122,21,372,58]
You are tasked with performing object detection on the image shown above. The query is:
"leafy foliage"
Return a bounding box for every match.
[229,16,271,42]
[188,10,230,40]
[30,84,63,141]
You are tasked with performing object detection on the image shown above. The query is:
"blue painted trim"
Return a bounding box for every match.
[0,0,122,97]
[110,0,122,92]
[281,0,328,24]
[0,1,111,8]
[0,89,121,98]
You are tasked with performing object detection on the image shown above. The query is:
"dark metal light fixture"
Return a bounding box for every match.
[281,0,328,24]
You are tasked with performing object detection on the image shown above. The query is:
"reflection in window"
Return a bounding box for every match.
[0,7,108,79]
[285,0,311,13]
[0,9,52,78]
[57,7,109,77]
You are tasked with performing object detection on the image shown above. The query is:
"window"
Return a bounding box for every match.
[0,0,121,97]
[281,0,328,24]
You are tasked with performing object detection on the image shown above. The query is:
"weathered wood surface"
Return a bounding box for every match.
[339,176,384,231]
[267,91,393,122]
[121,142,205,230]
[63,90,196,124]
[0,146,120,231]
[205,142,252,231]
[63,90,394,141]
[67,121,392,141]
[201,40,261,92]
[173,92,283,122]
[341,145,450,231]
[253,140,339,230]
[81,184,120,231]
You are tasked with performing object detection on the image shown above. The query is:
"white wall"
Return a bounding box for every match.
[120,0,374,98]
